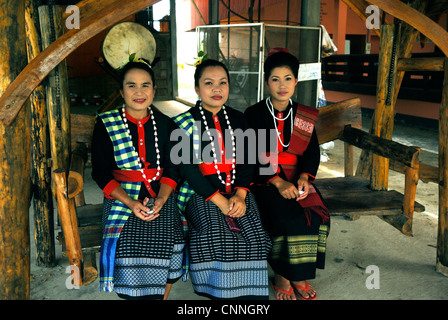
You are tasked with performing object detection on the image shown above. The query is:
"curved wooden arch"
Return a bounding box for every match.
[0,0,158,126]
[366,0,448,56]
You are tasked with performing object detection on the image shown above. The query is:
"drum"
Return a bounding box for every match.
[101,21,156,69]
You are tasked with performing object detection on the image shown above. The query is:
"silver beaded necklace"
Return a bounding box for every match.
[265,96,294,148]
[121,105,161,185]
[198,104,236,187]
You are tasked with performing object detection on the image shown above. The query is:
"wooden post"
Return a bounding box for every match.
[437,58,448,277]
[356,1,427,179]
[0,0,32,299]
[25,0,56,267]
[39,5,71,194]
[53,169,83,287]
[370,24,398,191]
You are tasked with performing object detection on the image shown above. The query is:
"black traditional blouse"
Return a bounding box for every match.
[91,106,179,200]
[244,99,320,185]
[178,103,255,200]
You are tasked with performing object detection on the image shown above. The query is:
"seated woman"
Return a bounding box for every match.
[91,58,185,300]
[173,58,271,300]
[245,49,330,300]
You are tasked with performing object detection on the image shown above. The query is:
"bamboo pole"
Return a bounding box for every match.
[0,0,31,300]
[39,5,71,193]
[437,58,448,277]
[25,0,55,267]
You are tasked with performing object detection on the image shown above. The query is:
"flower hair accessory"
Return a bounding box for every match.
[116,53,152,71]
[194,51,208,67]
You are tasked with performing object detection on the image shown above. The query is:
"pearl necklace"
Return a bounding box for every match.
[198,104,236,187]
[121,105,161,185]
[266,96,294,148]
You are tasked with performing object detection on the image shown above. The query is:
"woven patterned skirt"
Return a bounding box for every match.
[253,185,330,281]
[185,192,272,299]
[102,195,185,298]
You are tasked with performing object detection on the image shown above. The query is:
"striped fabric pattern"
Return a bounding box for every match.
[185,193,271,299]
[98,109,142,292]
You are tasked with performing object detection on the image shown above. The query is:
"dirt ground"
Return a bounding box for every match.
[28,100,448,301]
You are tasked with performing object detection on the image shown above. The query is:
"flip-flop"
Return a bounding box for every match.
[291,281,317,300]
[270,279,296,300]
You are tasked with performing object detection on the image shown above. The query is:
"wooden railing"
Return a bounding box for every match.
[322,53,444,103]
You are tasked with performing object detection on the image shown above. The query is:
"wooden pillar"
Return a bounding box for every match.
[370,24,398,191]
[437,58,448,277]
[38,4,71,191]
[0,0,32,299]
[25,0,56,267]
[53,170,83,287]
[356,2,427,180]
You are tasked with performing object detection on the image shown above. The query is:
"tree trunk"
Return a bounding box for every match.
[0,0,32,299]
[26,0,56,267]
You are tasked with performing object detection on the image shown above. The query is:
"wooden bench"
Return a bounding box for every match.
[55,98,425,285]
[313,97,425,236]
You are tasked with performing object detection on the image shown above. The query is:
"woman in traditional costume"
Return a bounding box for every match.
[172,59,271,299]
[244,49,330,300]
[91,58,185,300]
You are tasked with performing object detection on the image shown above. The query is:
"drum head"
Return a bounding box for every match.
[102,22,156,69]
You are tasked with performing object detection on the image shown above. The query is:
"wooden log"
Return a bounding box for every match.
[397,57,445,72]
[53,169,83,287]
[371,24,397,191]
[341,126,420,169]
[0,0,159,126]
[39,5,71,193]
[367,0,448,56]
[0,0,31,300]
[25,0,55,267]
[437,58,448,277]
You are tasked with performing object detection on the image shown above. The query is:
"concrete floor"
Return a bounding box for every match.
[29,100,448,301]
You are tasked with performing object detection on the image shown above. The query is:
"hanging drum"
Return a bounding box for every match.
[101,21,156,70]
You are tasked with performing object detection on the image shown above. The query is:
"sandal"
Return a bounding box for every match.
[270,279,296,300]
[291,281,317,300]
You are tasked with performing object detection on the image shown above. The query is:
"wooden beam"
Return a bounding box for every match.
[26,0,55,267]
[397,57,445,72]
[341,126,420,169]
[366,0,448,56]
[0,0,31,300]
[437,58,448,277]
[0,0,158,126]
[39,5,72,192]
